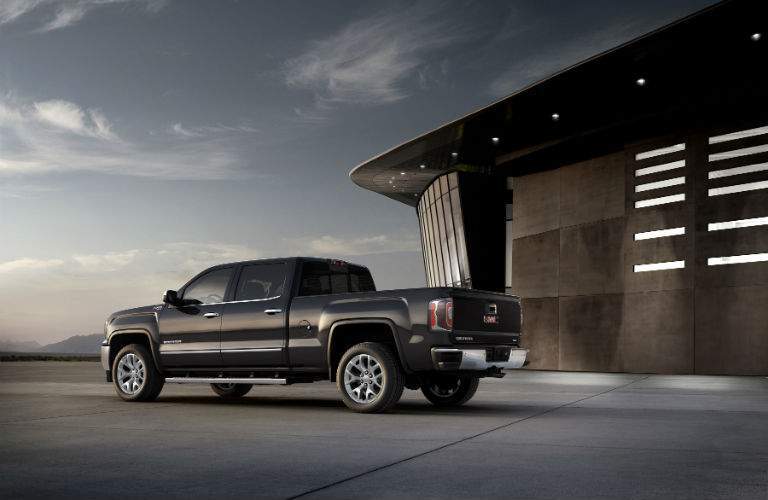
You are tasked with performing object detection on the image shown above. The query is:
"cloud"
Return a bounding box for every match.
[170,122,200,138]
[72,250,140,272]
[285,2,466,115]
[0,0,167,32]
[169,122,259,138]
[293,233,420,257]
[40,3,86,31]
[0,258,64,273]
[33,99,117,140]
[488,21,644,98]
[0,93,256,180]
[156,242,260,274]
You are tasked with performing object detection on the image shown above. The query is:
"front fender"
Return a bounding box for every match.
[106,312,162,369]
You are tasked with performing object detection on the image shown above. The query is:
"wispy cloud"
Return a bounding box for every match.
[0,92,257,180]
[284,2,466,118]
[292,233,420,257]
[169,122,259,138]
[0,257,64,273]
[72,250,140,272]
[33,99,117,139]
[155,242,260,274]
[0,0,166,33]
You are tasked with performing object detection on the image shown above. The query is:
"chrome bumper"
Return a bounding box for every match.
[432,347,528,371]
[100,343,110,371]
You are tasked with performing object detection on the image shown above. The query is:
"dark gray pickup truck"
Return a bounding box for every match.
[101,257,526,412]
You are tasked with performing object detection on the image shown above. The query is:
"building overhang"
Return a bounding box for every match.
[349,0,768,207]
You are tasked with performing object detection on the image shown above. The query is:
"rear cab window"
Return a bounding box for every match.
[298,260,375,296]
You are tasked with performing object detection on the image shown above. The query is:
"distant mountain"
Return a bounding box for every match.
[38,334,104,354]
[0,339,42,353]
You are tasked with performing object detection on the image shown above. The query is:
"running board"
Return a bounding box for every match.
[165,377,287,385]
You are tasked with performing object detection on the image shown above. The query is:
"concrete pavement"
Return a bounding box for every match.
[1,362,766,499]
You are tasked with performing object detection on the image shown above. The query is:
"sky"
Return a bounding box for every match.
[0,0,715,343]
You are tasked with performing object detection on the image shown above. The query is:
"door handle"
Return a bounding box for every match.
[203,312,220,318]
[264,309,283,315]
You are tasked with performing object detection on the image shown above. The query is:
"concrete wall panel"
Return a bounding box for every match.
[694,285,768,375]
[512,169,560,239]
[512,230,559,298]
[559,153,625,228]
[558,294,624,372]
[559,218,625,296]
[621,289,693,374]
[520,298,559,370]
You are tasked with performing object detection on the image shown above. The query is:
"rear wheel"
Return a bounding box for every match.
[336,342,404,413]
[421,375,479,407]
[112,344,164,402]
[211,383,252,399]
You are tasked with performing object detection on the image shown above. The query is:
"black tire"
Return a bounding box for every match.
[112,343,164,402]
[420,375,479,407]
[211,383,252,399]
[336,342,404,413]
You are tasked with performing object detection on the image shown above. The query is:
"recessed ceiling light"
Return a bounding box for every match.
[551,113,560,121]
[636,77,646,86]
[419,164,426,169]
[400,172,406,175]
[491,137,500,144]
[750,32,762,41]
[450,152,458,158]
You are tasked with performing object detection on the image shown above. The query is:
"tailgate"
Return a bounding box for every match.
[450,289,521,344]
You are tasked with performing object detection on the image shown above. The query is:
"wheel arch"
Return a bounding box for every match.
[327,319,409,381]
[107,329,162,371]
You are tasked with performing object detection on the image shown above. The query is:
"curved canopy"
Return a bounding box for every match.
[349,0,766,206]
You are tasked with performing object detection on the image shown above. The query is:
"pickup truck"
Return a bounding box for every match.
[101,257,527,413]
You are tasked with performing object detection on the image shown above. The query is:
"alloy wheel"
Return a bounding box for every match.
[116,353,146,395]
[343,354,383,404]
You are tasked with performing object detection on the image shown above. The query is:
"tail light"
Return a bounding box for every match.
[429,298,453,332]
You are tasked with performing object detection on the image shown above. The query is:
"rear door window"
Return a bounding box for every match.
[234,263,287,301]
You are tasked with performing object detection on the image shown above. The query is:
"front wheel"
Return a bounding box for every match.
[112,344,164,402]
[211,383,252,399]
[420,375,479,407]
[336,342,404,413]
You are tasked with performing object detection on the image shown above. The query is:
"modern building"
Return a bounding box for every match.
[349,0,768,375]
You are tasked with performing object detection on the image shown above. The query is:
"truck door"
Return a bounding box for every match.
[157,266,234,367]
[220,261,289,367]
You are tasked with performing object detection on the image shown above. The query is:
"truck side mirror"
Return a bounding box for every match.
[163,290,179,305]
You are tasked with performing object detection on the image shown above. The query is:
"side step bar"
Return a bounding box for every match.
[165,377,287,385]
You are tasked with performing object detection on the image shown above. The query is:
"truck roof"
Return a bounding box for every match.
[207,256,368,270]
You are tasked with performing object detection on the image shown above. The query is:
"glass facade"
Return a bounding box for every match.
[417,172,471,287]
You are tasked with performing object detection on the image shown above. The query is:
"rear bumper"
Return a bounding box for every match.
[431,347,528,371]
